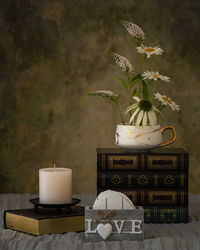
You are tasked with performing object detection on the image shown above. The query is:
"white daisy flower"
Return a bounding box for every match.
[137,45,163,58]
[154,92,180,111]
[112,53,133,73]
[121,20,145,39]
[142,70,170,82]
[124,96,162,127]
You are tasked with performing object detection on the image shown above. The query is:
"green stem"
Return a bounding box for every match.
[157,105,165,112]
[147,58,151,97]
[127,74,131,113]
[128,90,131,105]
[127,73,133,118]
[115,104,125,124]
[148,58,151,70]
[139,54,143,97]
[127,88,132,118]
[151,80,156,102]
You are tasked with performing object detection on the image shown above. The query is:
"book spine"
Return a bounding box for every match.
[97,152,188,171]
[97,189,188,206]
[97,171,188,189]
[144,206,188,223]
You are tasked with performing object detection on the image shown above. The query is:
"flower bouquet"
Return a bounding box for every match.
[88,20,179,149]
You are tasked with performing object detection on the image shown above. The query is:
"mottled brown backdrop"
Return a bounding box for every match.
[0,0,199,194]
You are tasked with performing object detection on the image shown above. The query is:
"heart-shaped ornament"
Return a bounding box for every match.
[97,223,112,240]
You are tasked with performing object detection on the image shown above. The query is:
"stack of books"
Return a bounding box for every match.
[97,148,189,223]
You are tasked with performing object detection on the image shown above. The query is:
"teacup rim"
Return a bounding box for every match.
[116,123,161,128]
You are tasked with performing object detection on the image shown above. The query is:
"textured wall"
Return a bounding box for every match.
[0,0,199,194]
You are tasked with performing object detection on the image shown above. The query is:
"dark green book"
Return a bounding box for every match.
[144,206,188,223]
[97,188,188,206]
[97,148,189,171]
[97,171,188,189]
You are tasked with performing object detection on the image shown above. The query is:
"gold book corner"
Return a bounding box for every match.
[6,213,39,235]
[5,212,85,236]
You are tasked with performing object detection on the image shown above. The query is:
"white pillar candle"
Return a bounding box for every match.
[39,167,72,204]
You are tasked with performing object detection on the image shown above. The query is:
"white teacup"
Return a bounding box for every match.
[115,124,176,150]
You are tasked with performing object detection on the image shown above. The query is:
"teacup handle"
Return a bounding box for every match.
[160,126,176,147]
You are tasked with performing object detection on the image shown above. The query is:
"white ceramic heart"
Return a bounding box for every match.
[97,223,112,240]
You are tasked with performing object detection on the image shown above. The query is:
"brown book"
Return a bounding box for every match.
[97,148,189,171]
[4,206,84,235]
[97,189,188,206]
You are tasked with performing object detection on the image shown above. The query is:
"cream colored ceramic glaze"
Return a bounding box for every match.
[115,124,162,149]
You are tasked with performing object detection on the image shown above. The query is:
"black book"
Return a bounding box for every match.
[97,171,188,189]
[4,206,85,235]
[97,148,189,171]
[97,188,188,206]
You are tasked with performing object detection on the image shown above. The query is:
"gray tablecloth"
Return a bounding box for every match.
[0,194,200,250]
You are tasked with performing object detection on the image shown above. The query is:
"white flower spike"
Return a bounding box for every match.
[90,90,118,98]
[88,90,120,104]
[112,53,133,73]
[121,20,145,39]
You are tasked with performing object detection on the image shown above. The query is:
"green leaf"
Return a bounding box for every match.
[142,80,148,99]
[132,88,139,97]
[112,95,120,104]
[129,74,142,88]
[130,67,136,74]
[157,105,165,112]
[112,77,128,90]
[154,106,164,118]
[148,79,154,84]
[132,37,141,46]
[142,54,147,61]
[109,64,124,74]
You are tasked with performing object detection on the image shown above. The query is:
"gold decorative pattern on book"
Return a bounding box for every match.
[163,175,175,186]
[111,175,123,186]
[108,155,138,170]
[160,209,177,223]
[122,191,137,204]
[144,209,151,218]
[148,191,177,205]
[136,175,149,187]
[147,155,178,170]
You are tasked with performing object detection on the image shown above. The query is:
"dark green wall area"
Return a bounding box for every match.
[0,0,199,193]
